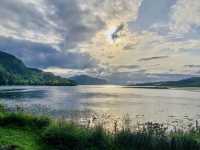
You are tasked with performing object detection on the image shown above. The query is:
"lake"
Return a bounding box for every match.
[0,85,200,129]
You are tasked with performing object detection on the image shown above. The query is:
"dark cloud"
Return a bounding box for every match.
[123,44,137,50]
[138,56,169,62]
[184,65,200,68]
[116,65,140,69]
[43,0,105,49]
[0,0,105,48]
[0,36,97,69]
[0,0,52,34]
[0,0,104,72]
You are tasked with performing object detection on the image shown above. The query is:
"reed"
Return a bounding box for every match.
[0,104,199,150]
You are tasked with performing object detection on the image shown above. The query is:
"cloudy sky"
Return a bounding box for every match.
[0,0,200,84]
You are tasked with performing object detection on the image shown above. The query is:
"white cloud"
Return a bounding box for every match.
[1,0,200,83]
[78,0,142,22]
[44,67,90,78]
[170,0,200,33]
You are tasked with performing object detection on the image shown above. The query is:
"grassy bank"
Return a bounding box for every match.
[0,105,200,150]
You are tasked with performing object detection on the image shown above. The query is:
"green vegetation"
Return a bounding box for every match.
[0,105,199,150]
[135,77,200,87]
[0,128,42,150]
[0,51,76,86]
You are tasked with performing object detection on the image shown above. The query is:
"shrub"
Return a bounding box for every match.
[42,124,113,150]
[170,135,200,150]
[42,124,89,150]
[115,130,156,150]
[114,130,200,150]
[0,113,50,129]
[0,104,5,113]
[87,126,112,150]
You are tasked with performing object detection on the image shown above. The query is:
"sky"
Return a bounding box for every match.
[0,0,200,84]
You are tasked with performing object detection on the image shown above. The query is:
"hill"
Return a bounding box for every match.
[0,51,76,86]
[69,75,107,85]
[135,77,200,87]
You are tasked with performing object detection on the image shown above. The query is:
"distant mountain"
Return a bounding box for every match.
[135,77,200,87]
[69,75,107,85]
[0,51,76,86]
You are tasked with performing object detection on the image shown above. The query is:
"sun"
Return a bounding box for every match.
[80,20,139,65]
[105,26,117,44]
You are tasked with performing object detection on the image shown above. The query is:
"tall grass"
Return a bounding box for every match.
[0,109,50,129]
[0,104,199,150]
[42,124,113,150]
[114,129,200,150]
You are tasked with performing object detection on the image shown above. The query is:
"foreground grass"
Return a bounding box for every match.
[0,127,42,150]
[0,105,199,150]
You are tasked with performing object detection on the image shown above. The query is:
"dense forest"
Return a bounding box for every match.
[0,51,76,86]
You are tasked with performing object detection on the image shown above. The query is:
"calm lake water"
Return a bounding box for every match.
[0,85,200,128]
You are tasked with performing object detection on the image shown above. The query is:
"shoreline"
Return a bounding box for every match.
[0,104,200,150]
